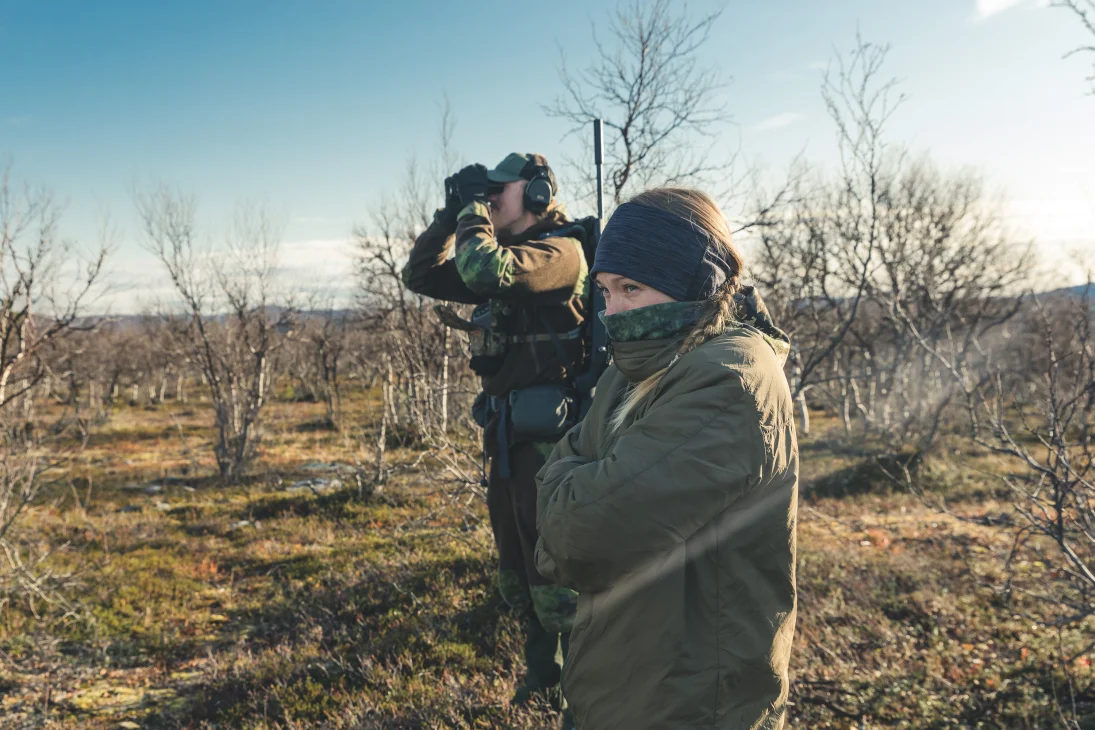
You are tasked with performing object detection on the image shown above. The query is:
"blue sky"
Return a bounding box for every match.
[2,0,1092,312]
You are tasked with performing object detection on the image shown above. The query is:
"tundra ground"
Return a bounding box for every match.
[0,397,1092,729]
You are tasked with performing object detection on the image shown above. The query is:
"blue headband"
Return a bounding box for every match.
[590,201,733,302]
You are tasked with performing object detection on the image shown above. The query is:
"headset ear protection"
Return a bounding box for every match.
[522,163,555,214]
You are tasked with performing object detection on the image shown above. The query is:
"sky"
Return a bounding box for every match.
[1,0,1093,313]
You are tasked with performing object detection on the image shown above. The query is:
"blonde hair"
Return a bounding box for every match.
[608,188,745,433]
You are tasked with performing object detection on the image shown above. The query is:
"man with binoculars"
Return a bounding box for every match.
[402,153,589,721]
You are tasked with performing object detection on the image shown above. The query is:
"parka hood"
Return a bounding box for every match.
[735,285,791,366]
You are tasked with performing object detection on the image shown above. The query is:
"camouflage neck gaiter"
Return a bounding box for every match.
[599,301,706,343]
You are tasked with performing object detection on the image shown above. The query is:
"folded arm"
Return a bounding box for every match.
[535,369,764,593]
[401,211,486,304]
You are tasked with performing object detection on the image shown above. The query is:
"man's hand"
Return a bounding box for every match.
[437,174,462,229]
[453,163,492,206]
[443,175,460,211]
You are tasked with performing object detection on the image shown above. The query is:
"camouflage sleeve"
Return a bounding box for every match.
[400,210,486,304]
[453,201,587,301]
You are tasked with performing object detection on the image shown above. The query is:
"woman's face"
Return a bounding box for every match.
[595,272,677,316]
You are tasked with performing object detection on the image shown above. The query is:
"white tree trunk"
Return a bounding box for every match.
[441,327,450,433]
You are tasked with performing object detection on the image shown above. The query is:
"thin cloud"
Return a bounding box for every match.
[279,237,355,266]
[806,60,829,71]
[97,238,359,314]
[274,238,358,305]
[753,112,803,131]
[974,0,1042,20]
[277,237,357,290]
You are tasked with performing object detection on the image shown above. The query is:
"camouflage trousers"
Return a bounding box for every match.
[488,440,578,693]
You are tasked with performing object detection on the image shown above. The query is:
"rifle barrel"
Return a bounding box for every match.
[593,119,604,236]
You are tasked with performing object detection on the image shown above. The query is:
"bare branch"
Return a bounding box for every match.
[545,0,736,207]
[1055,0,1095,93]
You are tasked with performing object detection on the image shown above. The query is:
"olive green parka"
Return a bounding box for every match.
[535,304,798,730]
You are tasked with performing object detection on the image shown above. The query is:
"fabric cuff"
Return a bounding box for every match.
[457,201,491,221]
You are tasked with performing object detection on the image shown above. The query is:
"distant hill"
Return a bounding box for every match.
[86,307,358,331]
[1039,283,1093,300]
[91,284,1092,324]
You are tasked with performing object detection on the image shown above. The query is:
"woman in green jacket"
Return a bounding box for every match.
[535,188,798,730]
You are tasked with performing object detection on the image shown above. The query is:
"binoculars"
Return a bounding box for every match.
[445,164,503,207]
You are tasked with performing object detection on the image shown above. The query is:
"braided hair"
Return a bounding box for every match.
[608,188,744,433]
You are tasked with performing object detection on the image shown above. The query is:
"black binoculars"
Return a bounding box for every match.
[445,164,504,207]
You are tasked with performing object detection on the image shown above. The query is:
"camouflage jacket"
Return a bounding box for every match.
[401,201,589,398]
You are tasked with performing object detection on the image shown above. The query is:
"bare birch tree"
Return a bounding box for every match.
[350,101,483,487]
[353,175,460,443]
[546,0,736,207]
[136,189,292,483]
[908,285,1095,634]
[0,165,107,614]
[285,296,350,430]
[752,35,1031,451]
[750,35,899,432]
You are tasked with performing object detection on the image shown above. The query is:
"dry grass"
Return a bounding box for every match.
[0,397,1092,729]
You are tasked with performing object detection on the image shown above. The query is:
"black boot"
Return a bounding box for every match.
[512,612,562,708]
